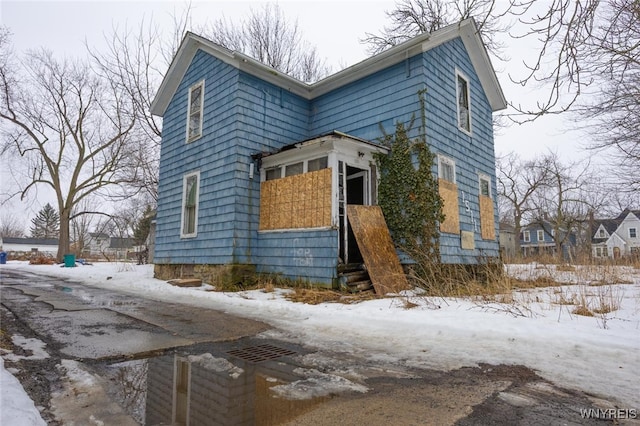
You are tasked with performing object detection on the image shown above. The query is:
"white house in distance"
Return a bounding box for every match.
[0,237,59,257]
[592,209,640,259]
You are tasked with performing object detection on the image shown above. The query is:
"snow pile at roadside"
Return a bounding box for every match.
[2,260,640,411]
[0,358,47,426]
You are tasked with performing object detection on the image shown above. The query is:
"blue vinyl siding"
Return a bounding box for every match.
[311,55,424,141]
[309,38,499,263]
[422,40,499,262]
[256,229,339,285]
[155,51,241,264]
[155,33,501,280]
[156,57,312,265]
[231,73,311,263]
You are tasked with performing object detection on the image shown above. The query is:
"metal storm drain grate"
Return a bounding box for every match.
[227,344,297,363]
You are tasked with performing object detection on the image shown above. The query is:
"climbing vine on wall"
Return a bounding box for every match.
[374,90,444,276]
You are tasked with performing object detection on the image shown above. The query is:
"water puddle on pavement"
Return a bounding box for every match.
[102,341,342,425]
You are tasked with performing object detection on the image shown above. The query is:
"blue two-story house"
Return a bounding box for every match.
[150,19,507,286]
[520,220,577,260]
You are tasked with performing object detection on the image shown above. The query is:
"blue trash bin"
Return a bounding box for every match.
[63,254,76,267]
[0,251,6,264]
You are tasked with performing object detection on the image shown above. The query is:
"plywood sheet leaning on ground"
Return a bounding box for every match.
[347,205,410,295]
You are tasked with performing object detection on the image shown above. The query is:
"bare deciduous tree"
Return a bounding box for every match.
[580,0,640,192]
[529,153,606,261]
[90,18,173,202]
[0,212,25,238]
[362,0,509,57]
[371,1,639,188]
[496,152,550,257]
[0,33,137,261]
[202,3,331,83]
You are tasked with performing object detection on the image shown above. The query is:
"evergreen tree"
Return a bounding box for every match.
[133,205,154,246]
[30,203,60,239]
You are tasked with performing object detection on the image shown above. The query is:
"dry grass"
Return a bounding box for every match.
[401,299,420,309]
[572,305,594,316]
[29,255,56,265]
[555,264,576,272]
[284,287,376,305]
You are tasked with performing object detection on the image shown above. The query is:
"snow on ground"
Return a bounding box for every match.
[1,357,47,426]
[1,260,639,425]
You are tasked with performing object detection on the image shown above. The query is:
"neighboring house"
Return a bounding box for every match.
[498,222,517,260]
[520,220,576,260]
[150,19,506,286]
[0,237,59,257]
[592,209,640,259]
[109,237,135,259]
[85,232,110,255]
[83,233,134,259]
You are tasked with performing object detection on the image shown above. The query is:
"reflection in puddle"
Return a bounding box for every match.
[107,344,352,426]
[144,349,330,425]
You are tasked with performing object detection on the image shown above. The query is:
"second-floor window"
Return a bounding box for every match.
[523,231,531,242]
[537,230,544,241]
[630,228,637,238]
[187,80,204,142]
[456,71,471,134]
[598,229,605,238]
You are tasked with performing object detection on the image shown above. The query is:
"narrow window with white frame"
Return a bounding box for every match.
[438,155,456,183]
[537,229,544,242]
[479,174,491,198]
[523,230,531,242]
[187,80,204,142]
[456,71,471,133]
[181,171,200,238]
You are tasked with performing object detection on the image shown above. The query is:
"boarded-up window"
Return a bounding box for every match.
[260,168,332,230]
[479,195,496,240]
[439,179,460,234]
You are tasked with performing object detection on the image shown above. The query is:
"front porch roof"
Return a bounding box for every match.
[256,131,389,165]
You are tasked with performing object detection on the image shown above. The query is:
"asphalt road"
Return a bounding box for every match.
[1,269,636,426]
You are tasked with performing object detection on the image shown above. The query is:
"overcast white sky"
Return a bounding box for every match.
[0,0,590,220]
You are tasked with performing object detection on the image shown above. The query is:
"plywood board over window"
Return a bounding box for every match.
[479,195,496,240]
[438,179,460,234]
[259,168,332,231]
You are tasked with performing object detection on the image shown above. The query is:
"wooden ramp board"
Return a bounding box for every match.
[347,205,410,295]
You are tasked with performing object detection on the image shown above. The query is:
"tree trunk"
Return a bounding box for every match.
[57,209,72,263]
[514,214,522,259]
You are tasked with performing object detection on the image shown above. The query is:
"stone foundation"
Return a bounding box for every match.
[154,263,257,289]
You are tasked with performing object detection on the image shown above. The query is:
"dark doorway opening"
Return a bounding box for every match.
[339,164,368,264]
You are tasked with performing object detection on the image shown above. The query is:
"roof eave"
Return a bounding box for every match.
[151,19,507,116]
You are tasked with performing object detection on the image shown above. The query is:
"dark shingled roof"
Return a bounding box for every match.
[1,237,59,246]
[591,209,640,243]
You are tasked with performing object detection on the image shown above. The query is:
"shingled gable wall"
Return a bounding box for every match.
[152,20,505,285]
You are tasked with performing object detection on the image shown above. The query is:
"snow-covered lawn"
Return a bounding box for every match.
[2,260,639,424]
